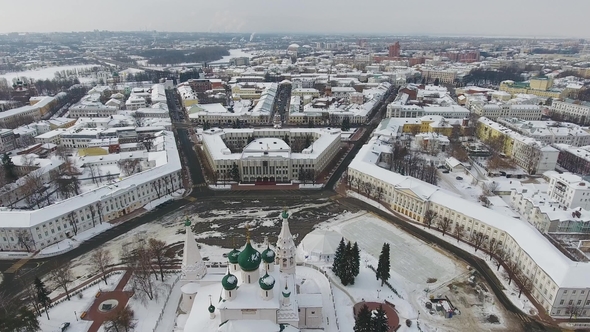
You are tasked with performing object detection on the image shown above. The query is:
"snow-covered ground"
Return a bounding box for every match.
[0,64,100,82]
[39,273,124,332]
[342,192,536,330]
[118,274,179,332]
[210,49,254,64]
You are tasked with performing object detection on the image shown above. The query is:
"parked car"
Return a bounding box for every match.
[60,322,70,331]
[456,176,463,180]
[442,170,449,174]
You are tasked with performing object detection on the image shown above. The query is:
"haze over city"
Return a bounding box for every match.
[0,0,589,38]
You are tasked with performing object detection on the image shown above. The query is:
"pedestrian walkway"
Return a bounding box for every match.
[154,280,183,332]
[4,254,36,273]
[84,269,134,332]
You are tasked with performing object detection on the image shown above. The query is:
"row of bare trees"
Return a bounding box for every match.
[389,143,438,185]
[423,211,536,300]
[122,236,176,303]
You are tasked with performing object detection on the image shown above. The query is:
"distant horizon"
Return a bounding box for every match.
[0,30,586,41]
[0,0,588,39]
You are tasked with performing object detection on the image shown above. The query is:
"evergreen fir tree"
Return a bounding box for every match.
[34,277,51,320]
[341,241,354,285]
[2,153,16,181]
[332,237,345,279]
[351,241,360,278]
[354,304,372,332]
[376,243,391,286]
[371,305,389,332]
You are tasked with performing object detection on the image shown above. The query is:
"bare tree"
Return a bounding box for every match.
[23,172,44,208]
[504,259,519,285]
[470,231,487,252]
[148,238,174,282]
[375,187,384,202]
[453,224,465,243]
[488,238,502,260]
[90,247,114,285]
[141,135,156,152]
[482,181,499,196]
[118,159,141,177]
[49,261,74,301]
[66,211,79,236]
[437,216,452,236]
[479,194,491,207]
[361,181,373,198]
[515,273,533,298]
[20,280,41,317]
[96,202,104,224]
[103,305,136,332]
[423,210,437,229]
[105,171,116,183]
[15,229,35,252]
[53,145,71,161]
[88,204,97,228]
[88,165,102,187]
[123,237,165,302]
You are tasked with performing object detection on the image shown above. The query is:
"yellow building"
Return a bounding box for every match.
[401,115,461,136]
[499,80,561,99]
[529,77,553,91]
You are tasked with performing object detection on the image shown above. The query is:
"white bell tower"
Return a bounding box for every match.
[275,210,296,274]
[181,217,207,284]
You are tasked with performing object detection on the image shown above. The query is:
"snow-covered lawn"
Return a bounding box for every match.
[39,273,124,332]
[117,274,180,332]
[0,64,100,82]
[309,208,518,331]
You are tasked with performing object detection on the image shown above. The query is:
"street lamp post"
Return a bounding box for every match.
[74,311,78,321]
[377,289,381,299]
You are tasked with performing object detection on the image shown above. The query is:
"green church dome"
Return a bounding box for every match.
[208,304,215,313]
[227,248,240,264]
[221,271,238,290]
[237,241,261,272]
[261,246,275,263]
[259,273,275,291]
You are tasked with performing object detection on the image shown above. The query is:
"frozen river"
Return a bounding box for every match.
[0,64,100,82]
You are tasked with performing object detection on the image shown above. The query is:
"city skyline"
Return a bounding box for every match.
[0,0,589,38]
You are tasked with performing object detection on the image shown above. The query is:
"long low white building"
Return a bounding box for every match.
[0,131,182,252]
[348,136,590,319]
[201,128,341,183]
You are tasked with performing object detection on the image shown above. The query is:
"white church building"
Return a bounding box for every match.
[179,211,326,331]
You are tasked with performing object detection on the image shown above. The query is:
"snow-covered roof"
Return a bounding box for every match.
[0,131,180,228]
[299,229,342,256]
[351,136,590,289]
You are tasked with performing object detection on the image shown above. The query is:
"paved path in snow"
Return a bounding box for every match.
[85,269,134,332]
[297,266,339,332]
[154,280,183,332]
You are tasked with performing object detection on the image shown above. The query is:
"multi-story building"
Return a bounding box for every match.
[497,118,590,147]
[0,129,16,153]
[292,88,320,99]
[477,117,559,174]
[500,79,562,99]
[178,83,199,108]
[68,104,118,118]
[551,99,590,121]
[472,103,542,121]
[0,132,182,252]
[348,136,590,319]
[510,184,590,234]
[554,145,590,175]
[546,172,590,210]
[201,128,341,183]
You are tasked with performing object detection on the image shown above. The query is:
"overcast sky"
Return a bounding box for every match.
[0,0,588,38]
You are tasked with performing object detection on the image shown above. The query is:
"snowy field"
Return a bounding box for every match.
[0,64,100,82]
[210,49,254,63]
[313,211,521,331]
